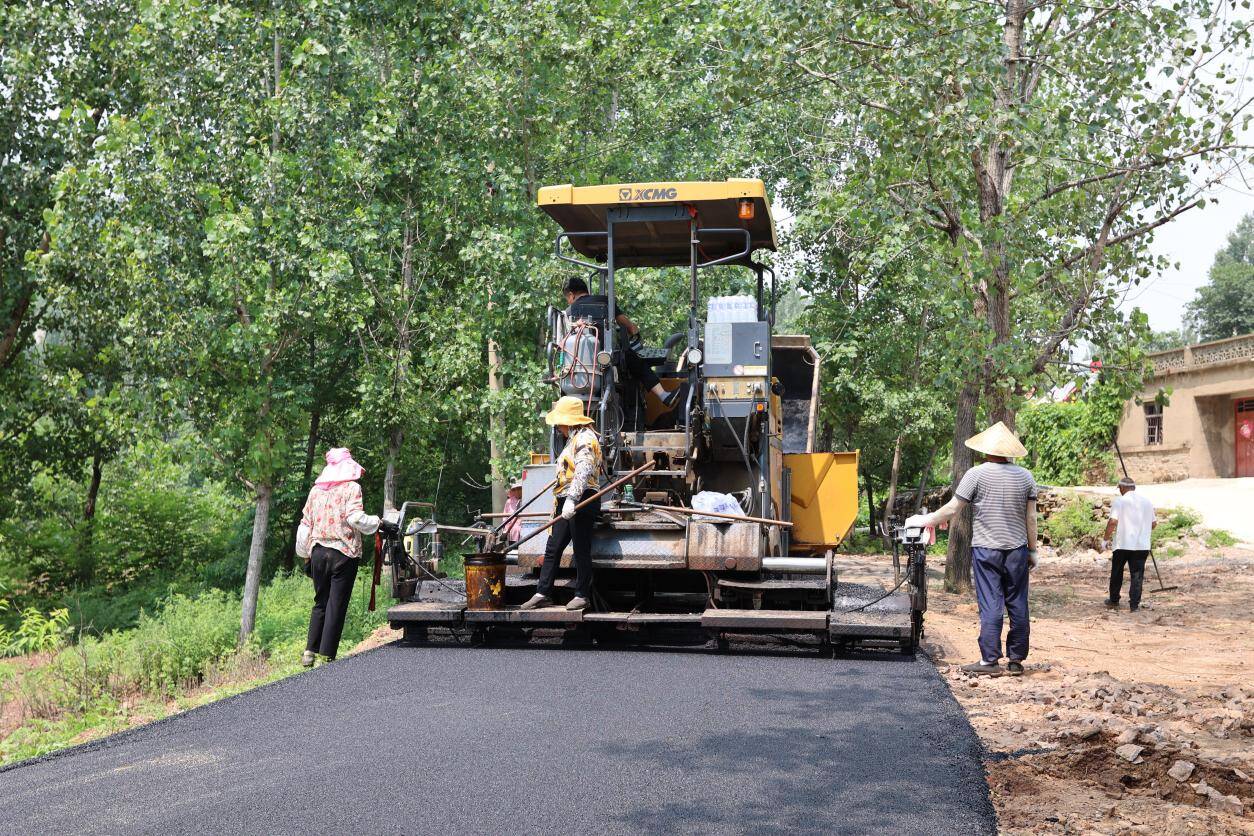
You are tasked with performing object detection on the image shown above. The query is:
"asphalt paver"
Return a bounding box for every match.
[0,642,995,835]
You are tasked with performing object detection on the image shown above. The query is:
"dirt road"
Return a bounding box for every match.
[0,642,995,835]
[838,543,1254,834]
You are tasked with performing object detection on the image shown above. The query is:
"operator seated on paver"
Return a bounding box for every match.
[1100,477,1156,612]
[562,276,681,410]
[905,422,1038,677]
[296,447,399,667]
[521,396,602,612]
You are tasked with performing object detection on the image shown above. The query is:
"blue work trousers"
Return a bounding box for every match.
[971,546,1030,663]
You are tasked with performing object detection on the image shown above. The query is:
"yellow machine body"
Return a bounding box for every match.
[786,451,860,553]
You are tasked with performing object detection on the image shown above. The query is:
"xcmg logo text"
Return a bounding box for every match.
[618,187,679,201]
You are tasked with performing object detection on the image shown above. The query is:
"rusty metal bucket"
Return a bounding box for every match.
[464,553,506,610]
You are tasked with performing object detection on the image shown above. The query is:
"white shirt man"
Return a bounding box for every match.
[1102,478,1156,612]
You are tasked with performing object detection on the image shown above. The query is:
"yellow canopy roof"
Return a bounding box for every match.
[537,179,777,267]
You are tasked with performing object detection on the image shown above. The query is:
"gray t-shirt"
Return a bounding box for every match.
[954,462,1038,550]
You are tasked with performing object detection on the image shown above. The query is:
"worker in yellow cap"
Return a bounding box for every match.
[521,396,602,611]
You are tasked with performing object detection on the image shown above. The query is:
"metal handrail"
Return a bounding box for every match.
[555,231,607,272]
[695,228,752,268]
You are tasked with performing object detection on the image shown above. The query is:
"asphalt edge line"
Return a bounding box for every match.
[0,640,399,776]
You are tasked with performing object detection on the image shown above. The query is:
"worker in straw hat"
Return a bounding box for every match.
[296,447,399,666]
[905,421,1038,677]
[520,396,603,612]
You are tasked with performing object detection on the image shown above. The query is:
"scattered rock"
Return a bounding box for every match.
[1167,760,1195,781]
[1192,781,1245,816]
[1116,728,1139,745]
[1115,743,1145,763]
[1079,725,1101,740]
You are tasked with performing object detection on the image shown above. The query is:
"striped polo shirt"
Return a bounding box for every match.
[954,462,1038,550]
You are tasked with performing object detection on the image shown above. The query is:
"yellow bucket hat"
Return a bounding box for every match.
[964,421,1028,459]
[545,395,595,427]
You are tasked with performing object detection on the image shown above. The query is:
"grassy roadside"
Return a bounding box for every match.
[0,571,387,766]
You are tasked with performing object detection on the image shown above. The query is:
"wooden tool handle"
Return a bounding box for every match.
[503,460,657,554]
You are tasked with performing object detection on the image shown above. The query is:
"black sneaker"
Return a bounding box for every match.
[1104,600,1119,609]
[1129,605,1139,612]
[1007,661,1024,676]
[960,661,1002,676]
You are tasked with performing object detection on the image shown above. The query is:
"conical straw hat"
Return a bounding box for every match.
[544,395,595,427]
[964,421,1028,459]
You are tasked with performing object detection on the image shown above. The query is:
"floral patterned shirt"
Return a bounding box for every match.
[555,427,602,499]
[302,481,371,559]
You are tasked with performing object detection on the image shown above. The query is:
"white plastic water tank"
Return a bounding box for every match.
[707,295,757,323]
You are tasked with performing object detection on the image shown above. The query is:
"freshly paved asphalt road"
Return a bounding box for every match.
[0,643,995,835]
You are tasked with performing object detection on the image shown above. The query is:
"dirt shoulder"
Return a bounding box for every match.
[904,545,1254,834]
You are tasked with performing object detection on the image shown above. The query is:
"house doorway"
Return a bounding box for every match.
[1239,398,1254,478]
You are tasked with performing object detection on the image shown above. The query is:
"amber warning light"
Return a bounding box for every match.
[738,198,754,220]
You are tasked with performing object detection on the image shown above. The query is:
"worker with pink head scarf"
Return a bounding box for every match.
[295,448,397,666]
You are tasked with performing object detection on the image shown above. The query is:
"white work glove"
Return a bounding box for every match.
[561,497,577,520]
[1100,539,1110,552]
[903,514,933,529]
[1027,549,1039,570]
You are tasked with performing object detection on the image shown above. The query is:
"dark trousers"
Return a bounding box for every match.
[1109,549,1148,609]
[537,490,600,599]
[623,347,661,390]
[307,544,359,659]
[972,546,1031,663]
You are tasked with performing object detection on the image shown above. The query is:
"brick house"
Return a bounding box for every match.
[1114,333,1254,482]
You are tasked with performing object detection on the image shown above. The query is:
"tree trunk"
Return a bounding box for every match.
[383,424,402,511]
[384,217,416,513]
[881,435,903,548]
[79,450,104,584]
[487,335,506,513]
[913,445,937,513]
[863,469,875,538]
[239,484,272,645]
[284,407,319,571]
[944,380,979,593]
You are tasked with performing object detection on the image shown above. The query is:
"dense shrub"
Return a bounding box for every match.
[128,590,241,694]
[0,435,248,614]
[1040,499,1103,551]
[1018,383,1126,486]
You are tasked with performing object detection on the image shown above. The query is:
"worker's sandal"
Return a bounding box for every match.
[565,596,589,611]
[520,593,551,610]
[960,661,1002,676]
[301,650,316,668]
[1006,661,1024,676]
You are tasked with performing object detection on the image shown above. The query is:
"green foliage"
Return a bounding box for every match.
[1203,529,1237,550]
[1018,382,1128,486]
[1040,499,1103,552]
[8,607,71,657]
[1144,328,1196,353]
[1151,507,1202,549]
[1186,214,1254,343]
[127,591,241,694]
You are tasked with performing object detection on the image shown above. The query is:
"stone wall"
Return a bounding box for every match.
[1118,445,1191,484]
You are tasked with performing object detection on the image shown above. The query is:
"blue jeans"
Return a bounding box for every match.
[971,546,1030,663]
